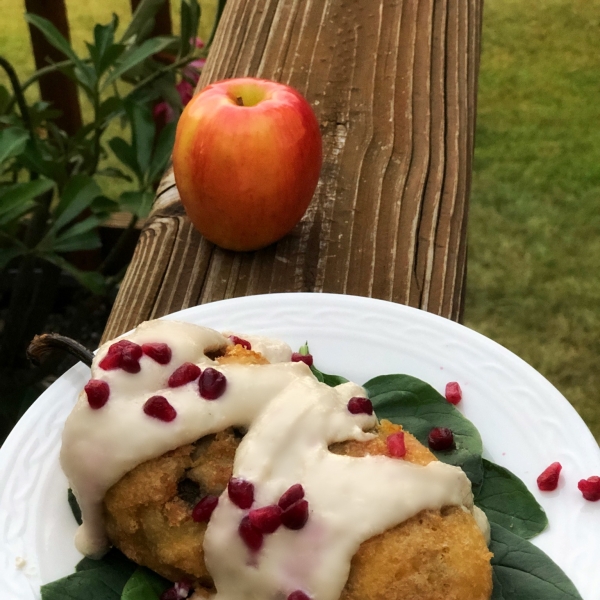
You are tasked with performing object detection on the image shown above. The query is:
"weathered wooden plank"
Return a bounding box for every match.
[103,0,483,342]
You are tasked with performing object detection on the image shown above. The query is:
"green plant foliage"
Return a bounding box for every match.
[476,459,548,540]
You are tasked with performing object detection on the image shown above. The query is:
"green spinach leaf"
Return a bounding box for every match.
[41,549,137,600]
[120,567,170,600]
[298,343,349,387]
[476,459,547,539]
[364,374,484,488]
[490,523,583,599]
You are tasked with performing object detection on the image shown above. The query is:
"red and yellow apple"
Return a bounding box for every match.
[172,77,323,251]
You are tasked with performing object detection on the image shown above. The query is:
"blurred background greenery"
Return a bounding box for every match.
[465,0,600,442]
[1,0,599,442]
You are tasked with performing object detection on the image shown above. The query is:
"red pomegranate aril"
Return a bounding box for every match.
[228,477,255,509]
[238,515,264,552]
[168,363,201,387]
[99,340,143,373]
[537,462,562,491]
[278,484,305,510]
[386,432,406,458]
[199,367,227,400]
[288,592,311,600]
[229,335,252,350]
[445,382,462,405]
[84,379,110,409]
[192,495,219,522]
[142,342,172,365]
[98,352,121,371]
[249,505,283,534]
[281,499,309,530]
[428,427,455,451]
[578,476,600,501]
[143,396,177,422]
[347,397,373,416]
[291,352,314,367]
[160,580,192,600]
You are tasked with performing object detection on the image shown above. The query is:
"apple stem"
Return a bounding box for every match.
[235,96,244,107]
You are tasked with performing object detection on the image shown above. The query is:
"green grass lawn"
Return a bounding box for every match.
[465,0,600,441]
[2,0,599,442]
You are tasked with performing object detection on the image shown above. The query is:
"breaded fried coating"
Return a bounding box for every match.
[104,381,492,599]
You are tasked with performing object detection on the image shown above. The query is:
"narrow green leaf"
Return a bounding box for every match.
[91,195,120,213]
[55,215,102,241]
[51,175,102,233]
[44,254,106,295]
[125,99,155,177]
[92,15,118,72]
[476,459,548,540]
[120,567,169,600]
[119,190,155,218]
[109,137,139,176]
[52,231,102,253]
[490,523,583,599]
[120,0,168,44]
[364,374,484,488]
[0,179,55,225]
[0,127,28,164]
[24,14,81,65]
[96,166,133,182]
[103,37,175,88]
[0,247,24,271]
[148,121,176,182]
[0,199,36,226]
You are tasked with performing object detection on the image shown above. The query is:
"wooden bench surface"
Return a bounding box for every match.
[103,0,482,342]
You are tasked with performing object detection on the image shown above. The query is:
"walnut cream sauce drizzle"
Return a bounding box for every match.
[60,320,489,600]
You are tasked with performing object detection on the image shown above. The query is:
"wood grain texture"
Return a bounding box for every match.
[103,0,483,342]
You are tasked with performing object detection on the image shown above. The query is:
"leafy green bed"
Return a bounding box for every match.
[42,358,583,600]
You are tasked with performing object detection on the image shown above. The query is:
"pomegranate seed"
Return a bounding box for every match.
[249,505,282,534]
[229,335,252,350]
[199,367,227,400]
[578,476,600,501]
[142,342,172,365]
[387,432,406,458]
[84,379,110,409]
[278,484,305,510]
[288,592,311,600]
[192,495,219,522]
[537,462,562,491]
[143,396,177,422]
[347,397,373,416]
[99,340,142,373]
[238,515,264,552]
[281,499,309,530]
[160,580,192,600]
[428,427,455,451]
[291,352,314,367]
[445,382,462,405]
[228,477,255,509]
[168,363,201,387]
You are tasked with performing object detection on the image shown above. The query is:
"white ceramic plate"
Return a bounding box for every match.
[1,293,599,599]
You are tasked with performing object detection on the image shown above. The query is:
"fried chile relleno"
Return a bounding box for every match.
[104,420,492,599]
[62,321,492,600]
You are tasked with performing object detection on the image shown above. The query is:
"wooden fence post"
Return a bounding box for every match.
[24,0,82,136]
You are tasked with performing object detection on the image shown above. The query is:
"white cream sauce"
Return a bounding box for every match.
[60,319,488,600]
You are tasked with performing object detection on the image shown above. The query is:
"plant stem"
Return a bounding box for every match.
[0,56,34,136]
[99,212,139,276]
[126,55,196,98]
